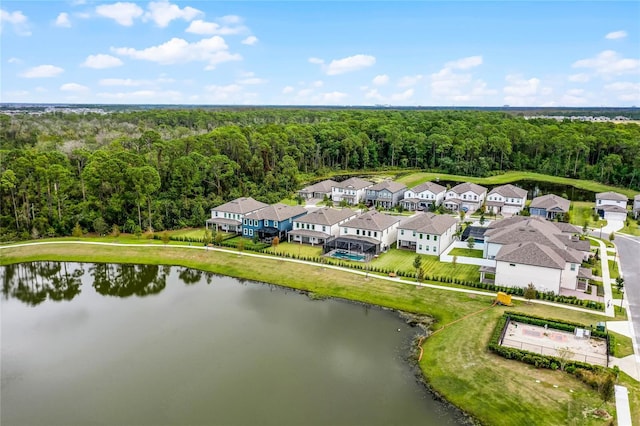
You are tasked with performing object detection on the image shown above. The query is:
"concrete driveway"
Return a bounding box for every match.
[595,219,624,236]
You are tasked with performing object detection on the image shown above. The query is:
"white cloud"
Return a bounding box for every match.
[445,55,483,70]
[202,84,251,103]
[95,2,143,26]
[503,74,552,106]
[573,50,640,78]
[219,15,241,25]
[112,36,241,69]
[144,0,201,27]
[241,36,258,45]
[7,57,22,64]
[297,88,313,97]
[605,30,627,40]
[1,8,31,35]
[282,86,294,94]
[55,12,71,28]
[326,54,375,75]
[397,74,423,88]
[82,54,123,69]
[312,80,323,87]
[308,57,324,65]
[431,67,472,94]
[20,65,64,78]
[568,73,590,83]
[390,89,414,102]
[99,78,146,86]
[372,74,389,85]
[604,81,640,102]
[319,91,348,103]
[97,89,183,103]
[185,18,246,35]
[364,88,384,101]
[237,77,266,85]
[60,83,89,92]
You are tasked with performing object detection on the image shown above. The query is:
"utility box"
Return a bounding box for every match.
[596,322,606,332]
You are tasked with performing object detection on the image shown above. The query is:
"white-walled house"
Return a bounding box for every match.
[331,177,373,205]
[323,210,400,255]
[595,191,628,221]
[634,194,640,219]
[443,182,487,213]
[206,197,268,233]
[288,207,357,246]
[485,184,527,215]
[396,212,457,256]
[401,182,446,211]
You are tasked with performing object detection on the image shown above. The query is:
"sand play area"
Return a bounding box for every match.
[501,321,608,366]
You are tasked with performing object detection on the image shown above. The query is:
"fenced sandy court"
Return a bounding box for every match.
[501,321,608,366]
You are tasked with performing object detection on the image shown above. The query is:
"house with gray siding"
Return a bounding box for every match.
[288,207,357,246]
[364,181,407,209]
[529,194,570,220]
[206,197,268,233]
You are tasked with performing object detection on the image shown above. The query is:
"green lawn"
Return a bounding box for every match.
[610,331,635,358]
[167,228,207,239]
[371,249,480,282]
[266,242,322,258]
[570,201,606,228]
[608,260,620,279]
[449,248,484,258]
[619,217,640,237]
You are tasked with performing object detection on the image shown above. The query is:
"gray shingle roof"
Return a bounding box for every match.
[595,191,628,202]
[294,207,356,226]
[488,184,528,199]
[553,222,581,234]
[245,203,307,222]
[449,182,487,196]
[343,210,400,231]
[496,242,566,269]
[529,194,570,212]
[598,205,628,213]
[369,180,407,193]
[334,177,373,190]
[398,212,457,235]
[409,181,446,195]
[212,197,268,215]
[300,179,337,194]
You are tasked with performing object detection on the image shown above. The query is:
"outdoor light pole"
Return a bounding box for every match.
[599,224,603,239]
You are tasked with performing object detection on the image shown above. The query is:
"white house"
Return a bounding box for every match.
[634,194,640,219]
[401,182,446,211]
[443,182,487,213]
[206,197,268,233]
[396,212,457,256]
[297,179,337,200]
[323,210,400,255]
[485,184,528,215]
[481,216,591,294]
[288,207,357,246]
[595,191,628,221]
[331,177,373,205]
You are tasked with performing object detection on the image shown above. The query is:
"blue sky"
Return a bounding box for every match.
[1,1,639,106]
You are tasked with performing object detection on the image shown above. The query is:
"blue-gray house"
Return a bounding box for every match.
[529,194,570,220]
[243,203,308,242]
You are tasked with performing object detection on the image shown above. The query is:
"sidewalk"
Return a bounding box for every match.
[588,237,615,317]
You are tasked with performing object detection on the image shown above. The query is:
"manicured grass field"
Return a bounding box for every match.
[570,201,607,228]
[371,249,480,282]
[610,331,635,358]
[619,217,640,237]
[448,248,484,258]
[397,171,638,198]
[167,228,207,239]
[266,242,323,258]
[1,241,637,424]
[609,260,620,279]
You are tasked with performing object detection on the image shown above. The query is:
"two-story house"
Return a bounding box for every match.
[364,181,407,209]
[323,210,401,255]
[331,177,373,205]
[485,184,528,215]
[297,179,338,201]
[595,191,628,221]
[634,194,640,219]
[243,203,308,242]
[443,182,487,213]
[206,197,268,234]
[288,207,357,246]
[401,182,446,211]
[529,194,570,220]
[396,212,457,256]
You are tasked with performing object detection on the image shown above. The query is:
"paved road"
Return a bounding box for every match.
[615,234,640,353]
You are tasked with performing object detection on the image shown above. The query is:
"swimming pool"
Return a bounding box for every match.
[330,250,366,262]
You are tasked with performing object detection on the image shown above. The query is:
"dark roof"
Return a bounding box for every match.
[299,179,337,194]
[398,212,457,235]
[598,205,627,213]
[496,242,566,269]
[409,181,446,195]
[488,184,528,199]
[343,210,401,231]
[553,222,581,234]
[529,194,570,212]
[212,197,268,215]
[595,191,628,202]
[462,226,487,241]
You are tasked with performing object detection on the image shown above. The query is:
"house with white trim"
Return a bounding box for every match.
[243,203,307,242]
[288,207,357,246]
[297,179,337,200]
[401,182,446,211]
[323,210,400,255]
[485,184,528,215]
[595,191,628,221]
[396,212,457,256]
[364,180,407,209]
[206,197,268,233]
[529,194,570,220]
[331,177,373,205]
[443,182,487,213]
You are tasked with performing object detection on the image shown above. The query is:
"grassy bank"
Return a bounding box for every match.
[1,242,637,425]
[397,171,638,198]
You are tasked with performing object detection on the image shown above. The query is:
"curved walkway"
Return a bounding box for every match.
[587,237,615,318]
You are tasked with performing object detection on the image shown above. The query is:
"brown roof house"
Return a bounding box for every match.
[288,207,357,246]
[529,194,570,220]
[485,184,528,215]
[323,210,401,255]
[396,212,457,255]
[207,197,268,233]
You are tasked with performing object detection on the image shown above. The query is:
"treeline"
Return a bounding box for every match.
[1,109,639,241]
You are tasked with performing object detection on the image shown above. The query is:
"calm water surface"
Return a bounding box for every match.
[1,262,465,426]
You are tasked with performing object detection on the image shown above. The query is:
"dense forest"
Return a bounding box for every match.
[1,109,639,241]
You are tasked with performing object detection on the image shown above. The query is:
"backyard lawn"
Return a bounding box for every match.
[449,248,484,258]
[570,201,606,228]
[266,242,323,258]
[371,249,480,282]
[167,228,207,239]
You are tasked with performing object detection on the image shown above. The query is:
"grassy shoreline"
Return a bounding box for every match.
[1,242,638,425]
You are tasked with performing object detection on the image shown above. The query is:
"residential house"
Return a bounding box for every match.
[288,207,357,246]
[396,212,457,256]
[297,179,338,200]
[243,203,307,242]
[480,216,591,294]
[529,194,570,220]
[323,210,401,255]
[485,184,528,215]
[401,182,446,211]
[206,197,268,233]
[634,194,640,219]
[443,182,487,213]
[595,191,628,221]
[364,180,407,209]
[331,177,373,205]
